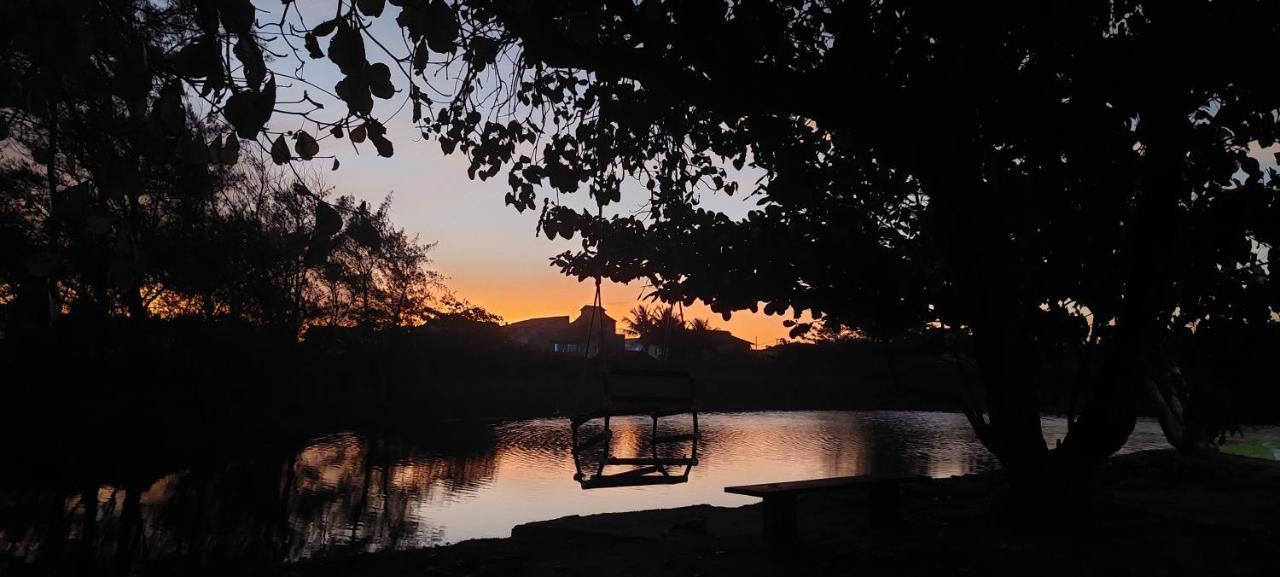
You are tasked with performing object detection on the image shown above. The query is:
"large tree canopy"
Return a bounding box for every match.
[342,1,1279,481]
[3,0,1277,488]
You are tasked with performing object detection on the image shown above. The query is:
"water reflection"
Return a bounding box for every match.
[571,413,700,489]
[0,411,1229,573]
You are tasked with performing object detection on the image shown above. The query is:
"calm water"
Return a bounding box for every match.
[1,410,1253,568]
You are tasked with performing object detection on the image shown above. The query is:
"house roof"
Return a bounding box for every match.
[503,305,621,337]
[705,329,753,348]
[503,316,570,330]
[576,305,616,323]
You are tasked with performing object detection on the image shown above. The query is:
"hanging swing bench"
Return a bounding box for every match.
[567,207,699,489]
[570,366,700,489]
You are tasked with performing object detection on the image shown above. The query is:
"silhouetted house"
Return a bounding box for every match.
[701,329,753,354]
[503,315,570,349]
[503,305,624,356]
[627,328,753,360]
[625,337,666,359]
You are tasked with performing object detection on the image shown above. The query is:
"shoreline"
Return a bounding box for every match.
[260,448,1280,577]
[5,414,1279,576]
[431,407,1280,427]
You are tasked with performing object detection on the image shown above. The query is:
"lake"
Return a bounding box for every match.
[0,410,1258,568]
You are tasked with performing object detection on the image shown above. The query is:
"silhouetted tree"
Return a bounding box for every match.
[0,1,476,338]
[312,195,445,330]
[6,0,1278,500]
[0,0,255,331]
[622,304,681,339]
[211,1,1278,496]
[144,150,315,329]
[425,294,503,328]
[623,303,733,361]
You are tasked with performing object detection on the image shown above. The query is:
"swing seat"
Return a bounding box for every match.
[570,364,700,489]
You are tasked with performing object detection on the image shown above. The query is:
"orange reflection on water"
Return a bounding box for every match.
[13,411,1187,567]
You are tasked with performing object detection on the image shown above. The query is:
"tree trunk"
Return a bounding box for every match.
[125,285,148,321]
[1145,364,1219,453]
[115,483,144,574]
[1057,94,1189,469]
[970,306,1051,501]
[919,120,1052,497]
[79,485,98,574]
[922,115,1051,493]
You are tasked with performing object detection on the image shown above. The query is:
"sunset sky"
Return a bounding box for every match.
[261,4,796,346]
[260,4,1278,344]
[313,121,792,346]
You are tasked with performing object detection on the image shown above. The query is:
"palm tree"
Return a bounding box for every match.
[623,304,658,337]
[624,304,692,359]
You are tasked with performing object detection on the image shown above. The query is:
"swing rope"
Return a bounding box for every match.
[582,205,606,360]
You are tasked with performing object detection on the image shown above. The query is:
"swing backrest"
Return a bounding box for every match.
[603,368,696,406]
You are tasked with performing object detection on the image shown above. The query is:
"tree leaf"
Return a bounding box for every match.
[220,135,240,165]
[294,130,319,159]
[348,215,382,250]
[173,38,219,78]
[412,41,429,73]
[350,124,367,143]
[357,0,386,18]
[366,121,394,157]
[234,35,266,89]
[313,18,339,38]
[334,75,374,116]
[315,201,343,238]
[370,131,394,158]
[304,237,332,267]
[329,21,366,76]
[468,37,499,71]
[425,0,459,53]
[219,0,256,35]
[224,84,272,139]
[304,33,324,59]
[368,62,394,99]
[271,134,291,164]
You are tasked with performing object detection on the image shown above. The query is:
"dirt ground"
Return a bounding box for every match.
[216,450,1279,577]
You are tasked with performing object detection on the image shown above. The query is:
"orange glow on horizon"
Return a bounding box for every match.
[444,272,798,347]
[305,103,803,347]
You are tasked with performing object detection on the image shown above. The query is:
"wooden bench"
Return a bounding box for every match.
[724,474,928,543]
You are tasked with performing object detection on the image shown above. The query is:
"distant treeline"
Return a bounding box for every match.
[4,317,1277,491]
